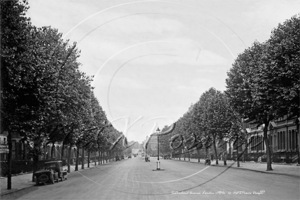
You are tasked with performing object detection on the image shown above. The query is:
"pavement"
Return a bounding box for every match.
[0,160,109,196]
[171,157,300,177]
[0,158,299,196]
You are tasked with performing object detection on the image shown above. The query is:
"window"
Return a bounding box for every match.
[296,129,299,151]
[278,132,280,150]
[250,137,254,151]
[292,129,297,151]
[282,131,285,150]
[258,136,261,151]
[289,130,292,151]
[12,140,16,159]
[273,135,277,151]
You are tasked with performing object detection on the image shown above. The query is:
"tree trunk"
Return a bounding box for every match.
[61,143,65,160]
[223,142,227,166]
[46,144,49,160]
[75,145,79,171]
[296,116,300,165]
[237,136,240,167]
[31,154,39,182]
[67,145,72,173]
[102,150,104,163]
[205,146,209,161]
[51,142,55,159]
[7,132,12,189]
[213,139,218,165]
[106,151,109,163]
[197,149,200,162]
[81,147,84,169]
[228,140,232,160]
[23,140,26,160]
[103,151,105,163]
[43,145,47,160]
[98,148,101,165]
[100,151,102,164]
[104,151,106,163]
[263,120,273,171]
[32,137,41,182]
[87,149,90,168]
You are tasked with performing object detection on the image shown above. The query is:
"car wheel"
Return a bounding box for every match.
[38,174,49,185]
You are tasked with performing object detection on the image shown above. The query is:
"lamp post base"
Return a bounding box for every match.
[152,161,164,171]
[156,160,160,170]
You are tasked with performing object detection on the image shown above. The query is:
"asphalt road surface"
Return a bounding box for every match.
[3,156,299,200]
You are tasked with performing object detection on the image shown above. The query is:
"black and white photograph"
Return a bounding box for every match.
[1,0,299,199]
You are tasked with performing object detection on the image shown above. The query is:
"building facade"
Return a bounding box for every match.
[231,116,300,163]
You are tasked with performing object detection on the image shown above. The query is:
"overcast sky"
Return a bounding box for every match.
[27,0,299,143]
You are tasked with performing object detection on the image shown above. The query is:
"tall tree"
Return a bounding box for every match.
[226,41,275,170]
[266,14,300,118]
[266,15,300,163]
[191,88,232,165]
[227,14,300,170]
[1,0,32,189]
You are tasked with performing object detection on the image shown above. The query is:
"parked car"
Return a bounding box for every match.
[128,155,132,158]
[34,160,67,185]
[116,156,120,161]
[121,155,124,159]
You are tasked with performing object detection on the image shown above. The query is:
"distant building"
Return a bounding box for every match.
[132,149,139,155]
[0,131,28,161]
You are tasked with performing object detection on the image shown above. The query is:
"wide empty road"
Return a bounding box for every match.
[3,156,299,200]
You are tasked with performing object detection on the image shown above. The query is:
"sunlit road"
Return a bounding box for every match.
[3,156,299,200]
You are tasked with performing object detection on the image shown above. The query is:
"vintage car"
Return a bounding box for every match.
[115,156,120,161]
[34,160,67,185]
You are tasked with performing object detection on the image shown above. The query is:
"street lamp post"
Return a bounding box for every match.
[156,128,160,170]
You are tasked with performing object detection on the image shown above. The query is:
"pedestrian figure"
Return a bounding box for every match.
[205,155,211,165]
[257,156,262,163]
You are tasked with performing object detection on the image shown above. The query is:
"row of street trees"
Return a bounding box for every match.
[1,0,126,189]
[159,14,300,171]
[226,14,300,170]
